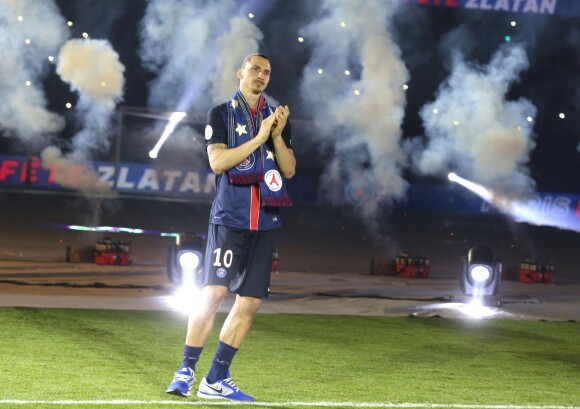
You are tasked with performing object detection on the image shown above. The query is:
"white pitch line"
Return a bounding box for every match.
[0,401,578,409]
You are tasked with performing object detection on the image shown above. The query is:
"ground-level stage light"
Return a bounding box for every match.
[178,250,201,272]
[460,245,502,298]
[167,232,205,287]
[166,232,206,314]
[470,265,491,283]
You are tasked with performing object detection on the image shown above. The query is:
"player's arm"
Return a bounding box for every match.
[207,114,277,175]
[271,137,295,179]
[271,106,296,179]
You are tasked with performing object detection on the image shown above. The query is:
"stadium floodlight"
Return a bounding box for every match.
[460,246,502,299]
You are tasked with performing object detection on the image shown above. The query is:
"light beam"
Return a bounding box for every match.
[148,112,187,159]
[448,172,580,232]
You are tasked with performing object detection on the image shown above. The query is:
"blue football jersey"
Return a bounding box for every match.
[204,101,292,231]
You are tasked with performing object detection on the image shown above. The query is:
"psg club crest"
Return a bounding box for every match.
[216,268,227,278]
[265,170,283,192]
[236,153,255,171]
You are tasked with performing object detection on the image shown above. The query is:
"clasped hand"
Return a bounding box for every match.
[255,106,290,144]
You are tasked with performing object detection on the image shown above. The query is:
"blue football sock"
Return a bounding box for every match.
[179,345,203,371]
[205,341,238,383]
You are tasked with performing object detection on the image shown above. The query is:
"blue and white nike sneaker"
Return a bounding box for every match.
[197,373,255,402]
[166,367,195,397]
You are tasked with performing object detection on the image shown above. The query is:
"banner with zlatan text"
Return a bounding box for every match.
[1,154,578,227]
[0,154,316,203]
[405,0,580,17]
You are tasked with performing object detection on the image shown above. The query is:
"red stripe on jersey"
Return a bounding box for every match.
[248,107,259,230]
[250,184,260,230]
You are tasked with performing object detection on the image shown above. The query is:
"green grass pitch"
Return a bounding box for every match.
[0,307,578,408]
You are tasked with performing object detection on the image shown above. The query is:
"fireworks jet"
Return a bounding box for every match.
[448,172,580,233]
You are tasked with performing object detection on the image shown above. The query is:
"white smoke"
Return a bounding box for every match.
[57,38,125,155]
[138,0,266,164]
[0,0,67,145]
[57,39,125,108]
[212,16,264,104]
[40,146,112,196]
[412,44,537,195]
[300,0,409,235]
[140,0,229,112]
[44,38,125,193]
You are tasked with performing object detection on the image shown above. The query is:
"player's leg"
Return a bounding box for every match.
[166,224,232,397]
[185,285,229,347]
[219,295,262,348]
[197,230,273,402]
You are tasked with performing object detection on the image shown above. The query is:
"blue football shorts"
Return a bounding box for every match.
[202,224,274,298]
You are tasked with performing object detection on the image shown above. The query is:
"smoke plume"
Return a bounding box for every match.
[141,0,226,112]
[412,44,537,195]
[57,38,125,153]
[138,0,266,165]
[300,0,409,241]
[40,146,112,196]
[212,16,264,104]
[42,38,125,194]
[0,0,67,146]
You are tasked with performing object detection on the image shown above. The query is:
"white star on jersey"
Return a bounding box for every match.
[230,100,238,109]
[235,123,247,136]
[266,150,275,161]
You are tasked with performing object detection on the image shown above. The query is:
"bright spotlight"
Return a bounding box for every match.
[448,172,457,182]
[458,299,498,319]
[460,246,501,298]
[178,251,201,271]
[166,233,205,314]
[470,265,491,283]
[167,232,205,287]
[165,284,203,315]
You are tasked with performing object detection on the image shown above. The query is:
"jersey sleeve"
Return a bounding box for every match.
[205,104,227,149]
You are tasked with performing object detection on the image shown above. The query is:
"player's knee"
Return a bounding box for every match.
[202,285,228,311]
[239,296,262,315]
